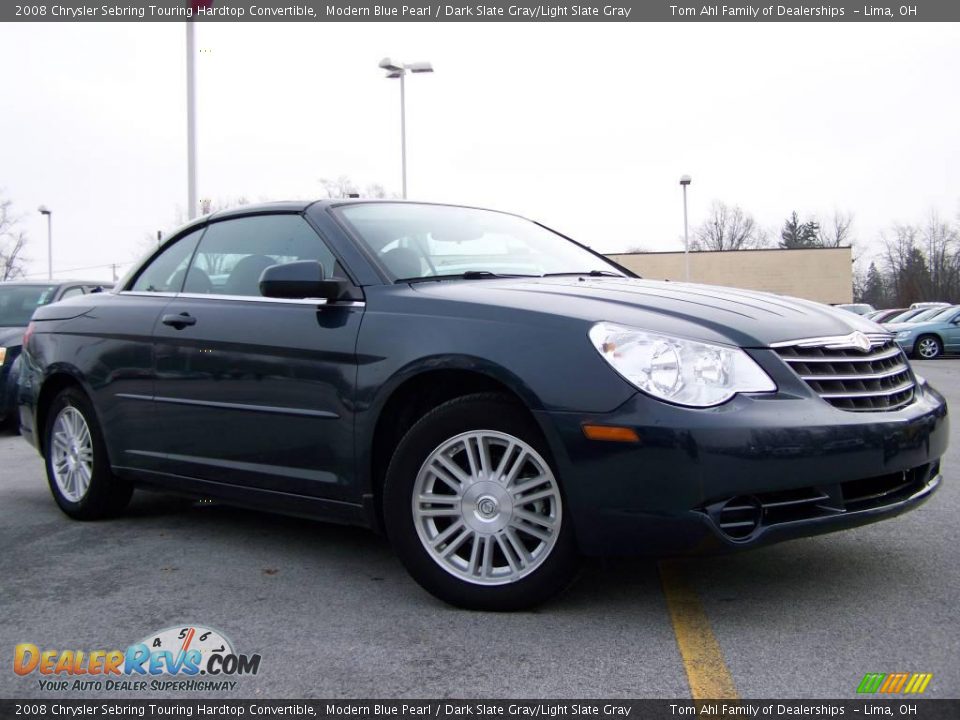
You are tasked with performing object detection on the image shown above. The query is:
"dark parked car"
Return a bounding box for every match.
[18,201,948,609]
[0,281,112,427]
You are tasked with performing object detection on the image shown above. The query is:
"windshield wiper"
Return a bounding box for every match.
[541,270,624,278]
[397,271,538,283]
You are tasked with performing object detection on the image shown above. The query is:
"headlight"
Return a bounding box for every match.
[0,347,6,367]
[895,331,911,340]
[588,322,776,407]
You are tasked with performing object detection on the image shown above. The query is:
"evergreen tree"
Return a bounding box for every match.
[780,211,821,249]
[860,262,887,307]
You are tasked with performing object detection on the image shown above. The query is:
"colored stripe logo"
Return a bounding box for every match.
[857,673,932,694]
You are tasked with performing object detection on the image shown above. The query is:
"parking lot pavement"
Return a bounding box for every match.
[0,360,956,700]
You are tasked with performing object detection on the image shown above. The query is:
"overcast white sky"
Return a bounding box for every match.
[1,21,958,282]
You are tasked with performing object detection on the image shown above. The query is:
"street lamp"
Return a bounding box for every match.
[679,175,692,282]
[38,205,52,280]
[379,57,434,199]
[185,20,198,219]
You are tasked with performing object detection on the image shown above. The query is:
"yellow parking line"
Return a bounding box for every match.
[659,561,739,701]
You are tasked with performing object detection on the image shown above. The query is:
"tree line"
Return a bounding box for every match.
[690,199,960,307]
[690,200,853,251]
[856,212,960,307]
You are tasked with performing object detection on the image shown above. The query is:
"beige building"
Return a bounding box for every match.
[606,246,853,304]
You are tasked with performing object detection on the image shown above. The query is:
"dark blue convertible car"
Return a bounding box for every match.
[18,201,948,609]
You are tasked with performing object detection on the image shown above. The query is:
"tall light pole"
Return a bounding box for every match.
[38,206,52,280]
[680,175,692,282]
[186,20,198,219]
[379,57,434,199]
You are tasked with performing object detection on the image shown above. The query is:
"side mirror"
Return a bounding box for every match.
[259,261,348,301]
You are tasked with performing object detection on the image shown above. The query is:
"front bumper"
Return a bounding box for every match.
[535,379,948,556]
[894,336,916,354]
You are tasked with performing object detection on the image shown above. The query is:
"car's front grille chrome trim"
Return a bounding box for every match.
[817,379,916,400]
[787,345,903,363]
[773,332,916,412]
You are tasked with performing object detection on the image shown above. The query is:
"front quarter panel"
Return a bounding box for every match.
[22,293,171,463]
[354,284,640,496]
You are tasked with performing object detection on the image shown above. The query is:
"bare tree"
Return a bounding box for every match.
[319,176,396,199]
[319,176,359,199]
[817,211,855,248]
[920,210,960,300]
[0,195,30,281]
[692,201,770,251]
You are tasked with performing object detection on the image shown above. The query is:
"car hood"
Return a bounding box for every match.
[410,277,884,347]
[0,326,26,347]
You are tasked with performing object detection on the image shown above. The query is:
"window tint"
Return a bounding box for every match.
[58,286,85,300]
[186,215,337,297]
[131,228,204,293]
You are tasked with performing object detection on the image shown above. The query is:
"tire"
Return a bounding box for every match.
[43,387,132,520]
[383,393,579,610]
[913,335,942,360]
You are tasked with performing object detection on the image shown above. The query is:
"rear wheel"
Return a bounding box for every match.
[44,388,132,519]
[914,335,942,360]
[383,393,578,610]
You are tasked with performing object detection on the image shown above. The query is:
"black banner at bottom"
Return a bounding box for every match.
[1,700,959,720]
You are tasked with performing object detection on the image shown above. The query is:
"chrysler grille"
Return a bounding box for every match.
[773,332,915,412]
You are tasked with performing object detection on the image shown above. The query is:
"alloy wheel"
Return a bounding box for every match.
[917,337,940,359]
[50,406,94,503]
[412,430,562,586]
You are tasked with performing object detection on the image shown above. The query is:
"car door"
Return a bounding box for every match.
[87,227,205,470]
[941,309,960,352]
[150,212,364,502]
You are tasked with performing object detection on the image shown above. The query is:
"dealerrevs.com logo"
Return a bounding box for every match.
[14,625,261,692]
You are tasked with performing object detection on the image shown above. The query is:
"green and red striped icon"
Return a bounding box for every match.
[857,673,933,694]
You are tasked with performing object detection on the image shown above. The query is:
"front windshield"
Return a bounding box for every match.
[336,203,625,281]
[0,285,57,327]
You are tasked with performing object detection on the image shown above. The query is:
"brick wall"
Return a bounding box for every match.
[606,247,853,304]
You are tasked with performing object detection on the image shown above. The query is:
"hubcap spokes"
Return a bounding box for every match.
[412,430,561,586]
[919,339,938,358]
[51,407,94,503]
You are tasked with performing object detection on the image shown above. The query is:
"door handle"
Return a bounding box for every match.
[161,313,197,330]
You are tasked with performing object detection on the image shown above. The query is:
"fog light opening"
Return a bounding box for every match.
[716,496,762,541]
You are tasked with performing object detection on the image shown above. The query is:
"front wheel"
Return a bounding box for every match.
[914,335,942,360]
[44,387,132,519]
[384,393,578,611]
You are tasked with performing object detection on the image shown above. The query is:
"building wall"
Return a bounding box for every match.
[606,247,853,304]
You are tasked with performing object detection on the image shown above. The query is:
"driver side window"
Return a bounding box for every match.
[184,215,338,298]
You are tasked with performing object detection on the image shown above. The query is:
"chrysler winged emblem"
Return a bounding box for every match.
[851,331,872,352]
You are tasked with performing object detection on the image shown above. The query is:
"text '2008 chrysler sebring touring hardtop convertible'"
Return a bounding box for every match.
[17,201,948,609]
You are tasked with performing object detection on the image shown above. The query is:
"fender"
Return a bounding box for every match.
[354,353,548,496]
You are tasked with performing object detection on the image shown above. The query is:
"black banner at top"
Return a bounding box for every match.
[4,0,960,22]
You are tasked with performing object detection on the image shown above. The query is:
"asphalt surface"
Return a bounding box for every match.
[0,360,956,700]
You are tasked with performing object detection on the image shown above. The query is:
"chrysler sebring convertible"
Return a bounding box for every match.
[18,201,948,609]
